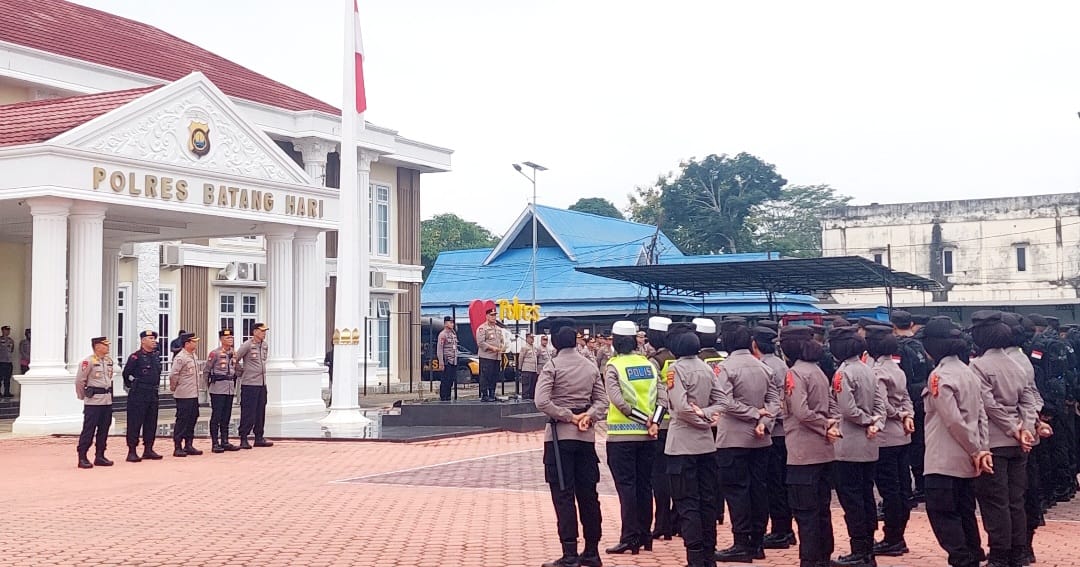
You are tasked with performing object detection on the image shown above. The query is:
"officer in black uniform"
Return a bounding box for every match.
[122,329,163,462]
[1027,314,1074,505]
[892,310,933,504]
[811,324,836,380]
[1045,316,1079,502]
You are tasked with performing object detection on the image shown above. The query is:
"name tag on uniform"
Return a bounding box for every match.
[625,365,655,381]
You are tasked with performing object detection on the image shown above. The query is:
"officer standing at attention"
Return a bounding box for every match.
[780,326,842,567]
[75,337,115,469]
[755,325,797,551]
[892,310,933,504]
[713,319,780,563]
[535,317,608,567]
[476,307,504,402]
[645,316,677,541]
[237,323,273,449]
[169,332,203,457]
[206,329,241,453]
[436,316,459,401]
[0,325,13,398]
[969,311,1037,567]
[18,328,30,377]
[603,320,659,556]
[828,325,886,567]
[921,317,992,567]
[122,330,163,463]
[520,332,539,400]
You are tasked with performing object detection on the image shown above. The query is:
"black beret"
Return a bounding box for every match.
[444,316,453,322]
[91,336,109,347]
[857,317,879,328]
[1045,316,1060,326]
[667,322,697,335]
[911,314,930,325]
[971,310,1004,327]
[808,324,826,334]
[547,318,576,335]
[1000,312,1021,326]
[720,318,747,332]
[219,329,234,338]
[1027,314,1048,327]
[722,316,747,324]
[924,317,960,339]
[831,317,851,327]
[752,326,778,342]
[828,325,859,341]
[781,326,812,340]
[890,310,913,328]
[757,320,779,331]
[864,325,893,340]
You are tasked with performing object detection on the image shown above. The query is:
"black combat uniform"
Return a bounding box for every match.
[122,330,163,462]
[893,313,932,502]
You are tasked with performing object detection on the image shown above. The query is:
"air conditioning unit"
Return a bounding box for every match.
[236,262,257,281]
[255,263,267,281]
[159,244,182,267]
[370,270,386,288]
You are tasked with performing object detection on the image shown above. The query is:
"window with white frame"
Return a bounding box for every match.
[1016,246,1027,272]
[157,290,173,378]
[116,287,127,357]
[368,297,391,369]
[370,183,390,257]
[219,292,260,341]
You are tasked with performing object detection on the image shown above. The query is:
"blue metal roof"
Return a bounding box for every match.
[422,206,822,318]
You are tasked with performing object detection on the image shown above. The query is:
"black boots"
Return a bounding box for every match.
[715,535,757,563]
[604,542,639,555]
[763,531,797,549]
[254,437,274,447]
[542,541,580,567]
[872,539,908,557]
[832,537,876,567]
[78,453,93,469]
[126,447,142,462]
[184,442,203,456]
[173,444,187,457]
[239,437,253,450]
[93,453,113,466]
[142,448,163,460]
[579,542,601,567]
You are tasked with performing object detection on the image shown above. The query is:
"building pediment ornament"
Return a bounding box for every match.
[55,73,310,186]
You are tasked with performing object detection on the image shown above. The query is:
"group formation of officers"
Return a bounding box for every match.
[73,323,276,469]
[532,309,1080,567]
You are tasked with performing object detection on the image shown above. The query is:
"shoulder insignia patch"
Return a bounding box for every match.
[785,371,795,396]
[1031,350,1043,360]
[665,369,675,390]
[891,354,902,363]
[81,360,88,369]
[833,371,844,393]
[930,373,940,397]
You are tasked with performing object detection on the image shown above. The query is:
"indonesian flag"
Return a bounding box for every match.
[353,0,367,114]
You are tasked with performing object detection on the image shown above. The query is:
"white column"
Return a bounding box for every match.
[292,138,331,373]
[102,245,121,391]
[264,227,296,368]
[133,242,160,333]
[22,242,31,338]
[66,203,106,373]
[293,137,331,185]
[358,150,377,368]
[13,197,82,434]
[292,228,322,368]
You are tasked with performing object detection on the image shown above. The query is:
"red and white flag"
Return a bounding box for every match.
[352,0,367,114]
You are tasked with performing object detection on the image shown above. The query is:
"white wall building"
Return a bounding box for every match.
[820,193,1080,318]
[0,0,452,432]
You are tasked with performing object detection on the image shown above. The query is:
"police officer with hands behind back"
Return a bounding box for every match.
[237,323,273,449]
[207,329,241,453]
[122,329,163,463]
[169,332,203,457]
[75,336,114,469]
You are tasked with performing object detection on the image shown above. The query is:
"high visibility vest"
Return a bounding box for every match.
[607,354,658,435]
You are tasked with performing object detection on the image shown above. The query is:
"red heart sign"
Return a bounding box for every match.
[468,299,496,340]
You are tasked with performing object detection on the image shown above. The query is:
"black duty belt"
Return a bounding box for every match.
[86,386,113,395]
[209,375,236,383]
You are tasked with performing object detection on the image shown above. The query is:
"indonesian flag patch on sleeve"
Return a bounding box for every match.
[785,371,795,396]
[1031,350,1043,360]
[930,373,941,397]
[833,371,844,393]
[666,369,675,390]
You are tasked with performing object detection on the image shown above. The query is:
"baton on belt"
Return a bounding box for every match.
[549,417,565,491]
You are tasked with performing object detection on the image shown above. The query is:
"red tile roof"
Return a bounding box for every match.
[0,0,339,115]
[0,86,158,147]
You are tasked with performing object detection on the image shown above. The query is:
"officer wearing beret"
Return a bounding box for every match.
[754,326,797,551]
[206,329,241,452]
[169,332,203,457]
[237,323,273,449]
[892,310,933,504]
[122,330,163,462]
[75,337,114,469]
[436,316,459,401]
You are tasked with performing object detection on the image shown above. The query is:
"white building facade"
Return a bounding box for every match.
[0,1,451,432]
[820,193,1080,316]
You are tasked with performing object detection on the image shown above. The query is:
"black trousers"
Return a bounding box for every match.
[668,451,719,559]
[209,393,234,444]
[908,406,926,493]
[0,361,11,394]
[126,388,158,449]
[925,474,981,567]
[439,363,456,401]
[718,446,770,546]
[766,436,793,536]
[520,370,538,400]
[607,440,655,545]
[544,439,602,545]
[1056,410,1078,495]
[876,444,912,544]
[834,460,877,543]
[239,384,267,439]
[479,358,499,398]
[1025,445,1043,532]
[787,462,834,563]
[652,428,676,536]
[172,397,199,446]
[973,446,1027,563]
[77,404,111,456]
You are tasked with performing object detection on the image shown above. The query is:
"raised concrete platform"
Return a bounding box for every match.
[380,399,548,433]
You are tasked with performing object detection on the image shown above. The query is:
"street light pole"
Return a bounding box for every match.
[512,161,547,333]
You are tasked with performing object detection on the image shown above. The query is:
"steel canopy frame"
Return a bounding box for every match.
[576,256,944,318]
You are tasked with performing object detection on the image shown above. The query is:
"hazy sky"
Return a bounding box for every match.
[72,1,1080,236]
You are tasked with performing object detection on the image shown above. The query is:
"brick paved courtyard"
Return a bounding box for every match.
[3,431,1080,566]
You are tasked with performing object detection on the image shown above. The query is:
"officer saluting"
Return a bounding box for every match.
[122,330,163,463]
[75,337,114,469]
[169,332,202,457]
[237,323,273,449]
[206,329,241,452]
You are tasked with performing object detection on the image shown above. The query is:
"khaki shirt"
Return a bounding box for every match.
[75,354,114,406]
[0,336,13,364]
[1007,346,1043,412]
[596,347,612,370]
[833,357,887,462]
[785,359,838,465]
[536,344,553,369]
[519,342,538,373]
[665,356,722,456]
[761,353,789,437]
[873,355,914,448]
[205,347,238,396]
[237,339,268,386]
[436,328,458,367]
[535,348,607,443]
[169,349,200,399]
[476,322,503,361]
[923,355,989,478]
[970,348,1039,449]
[714,349,779,449]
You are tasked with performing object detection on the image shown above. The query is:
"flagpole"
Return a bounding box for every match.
[322,0,371,425]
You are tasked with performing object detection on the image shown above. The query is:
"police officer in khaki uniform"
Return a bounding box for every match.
[645,316,677,541]
[237,323,273,448]
[756,325,796,550]
[535,317,608,567]
[169,332,203,457]
[476,308,504,402]
[206,329,240,453]
[0,325,13,398]
[436,316,459,401]
[75,337,114,469]
[519,332,539,400]
[921,318,992,567]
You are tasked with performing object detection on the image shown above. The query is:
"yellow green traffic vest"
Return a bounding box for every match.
[608,354,658,435]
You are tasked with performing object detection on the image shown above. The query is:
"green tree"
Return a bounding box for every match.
[747,184,852,258]
[659,153,786,254]
[568,197,625,220]
[420,213,499,280]
[626,178,664,226]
